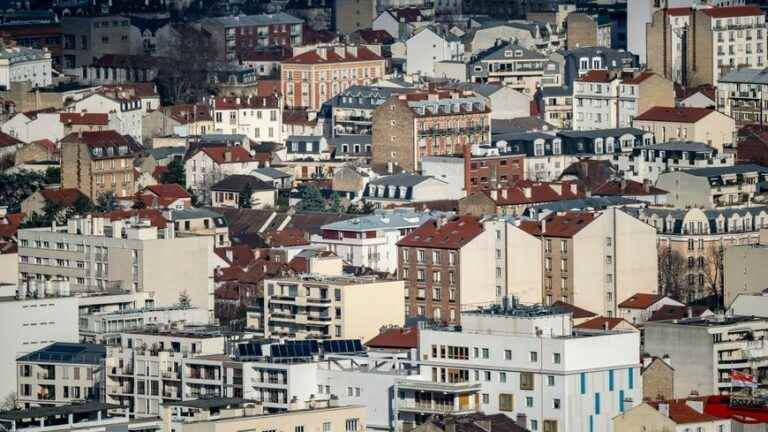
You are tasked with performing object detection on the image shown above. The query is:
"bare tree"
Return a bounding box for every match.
[701,243,725,306]
[659,247,687,300]
[1,392,18,410]
[155,25,218,104]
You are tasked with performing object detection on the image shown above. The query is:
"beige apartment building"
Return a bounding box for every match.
[633,106,736,152]
[106,329,225,417]
[253,274,404,341]
[17,215,216,317]
[519,208,658,317]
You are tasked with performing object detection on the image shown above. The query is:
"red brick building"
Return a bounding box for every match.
[201,13,304,62]
[463,144,525,192]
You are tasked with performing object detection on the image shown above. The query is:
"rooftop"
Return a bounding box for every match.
[16,342,105,365]
[683,163,768,178]
[0,402,119,421]
[321,208,444,232]
[397,215,484,249]
[618,293,665,310]
[204,12,302,27]
[634,106,715,123]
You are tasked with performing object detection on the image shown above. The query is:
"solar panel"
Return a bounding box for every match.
[236,343,263,359]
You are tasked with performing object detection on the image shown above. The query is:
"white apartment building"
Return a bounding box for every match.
[310,208,445,273]
[106,329,226,417]
[718,67,768,126]
[17,215,216,318]
[184,147,261,198]
[71,92,143,143]
[0,285,78,403]
[212,95,284,143]
[405,28,464,77]
[399,304,642,432]
[256,274,405,342]
[0,46,52,90]
[708,6,768,84]
[645,315,768,398]
[79,306,211,345]
[611,141,735,183]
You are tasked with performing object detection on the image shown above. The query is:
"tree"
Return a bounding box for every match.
[178,291,192,308]
[297,185,326,212]
[239,183,254,209]
[658,247,687,300]
[327,192,345,213]
[155,25,218,104]
[701,243,725,307]
[72,195,94,215]
[95,192,119,213]
[1,392,18,410]
[0,171,48,213]
[44,167,61,185]
[160,159,186,188]
[132,197,147,209]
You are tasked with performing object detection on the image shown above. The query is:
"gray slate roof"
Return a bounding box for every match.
[204,12,302,28]
[16,342,105,365]
[719,68,768,84]
[369,173,434,187]
[322,209,448,231]
[252,166,292,179]
[641,141,716,152]
[557,128,646,139]
[685,163,768,177]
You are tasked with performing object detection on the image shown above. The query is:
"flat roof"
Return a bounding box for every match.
[0,403,119,421]
[164,398,257,409]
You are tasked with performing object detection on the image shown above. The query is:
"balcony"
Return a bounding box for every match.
[398,400,476,415]
[307,297,332,304]
[162,370,180,380]
[396,379,481,394]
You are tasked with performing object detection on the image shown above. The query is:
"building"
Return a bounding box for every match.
[210,175,277,209]
[572,70,674,130]
[79,306,210,344]
[361,174,459,207]
[518,208,658,317]
[60,131,142,200]
[656,164,768,208]
[633,106,736,152]
[617,293,685,326]
[18,215,216,318]
[717,67,768,126]
[70,92,143,143]
[536,86,573,129]
[554,46,638,87]
[200,13,304,62]
[724,245,768,307]
[281,45,386,111]
[170,208,230,248]
[137,184,192,210]
[61,16,132,70]
[16,342,106,408]
[371,90,491,172]
[614,400,731,432]
[647,5,767,87]
[21,188,88,219]
[335,0,375,34]
[330,85,415,136]
[184,146,261,200]
[212,95,283,143]
[465,180,583,216]
[406,27,464,78]
[404,303,642,432]
[611,141,735,183]
[469,42,547,96]
[0,402,161,432]
[310,208,444,273]
[0,287,78,403]
[644,315,768,398]
[255,273,404,341]
[0,45,52,90]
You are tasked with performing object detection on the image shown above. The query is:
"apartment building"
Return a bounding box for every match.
[184,146,261,198]
[536,86,573,129]
[61,16,132,70]
[615,399,731,432]
[717,67,768,126]
[397,215,542,323]
[71,91,143,143]
[211,95,283,143]
[372,90,491,172]
[79,306,210,345]
[200,13,303,62]
[17,215,216,317]
[0,287,78,404]
[60,131,141,200]
[16,342,105,408]
[0,45,52,90]
[255,274,404,341]
[518,208,658,317]
[647,5,767,87]
[310,208,443,273]
[656,164,768,208]
[0,403,161,432]
[403,303,642,432]
[281,45,386,111]
[633,106,736,152]
[645,315,768,398]
[612,141,735,183]
[630,206,768,301]
[105,328,225,417]
[406,27,464,78]
[572,70,674,130]
[331,85,415,136]
[469,42,547,95]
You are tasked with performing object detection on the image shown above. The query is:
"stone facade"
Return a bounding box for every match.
[641,357,674,401]
[566,13,597,49]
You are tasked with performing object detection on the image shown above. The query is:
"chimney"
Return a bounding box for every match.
[501,189,508,199]
[642,356,653,368]
[570,183,578,195]
[0,206,7,218]
[551,183,562,195]
[490,190,498,200]
[658,403,670,418]
[643,179,651,193]
[523,187,532,199]
[334,46,345,58]
[603,320,610,331]
[662,354,672,367]
[687,307,693,318]
[317,47,327,60]
[620,179,627,191]
[224,148,232,162]
[541,218,547,234]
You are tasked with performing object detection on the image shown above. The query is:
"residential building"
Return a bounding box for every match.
[184,146,261,200]
[465,180,583,216]
[281,45,386,111]
[724,244,768,307]
[331,85,415,136]
[404,303,642,432]
[79,306,210,345]
[255,274,404,341]
[645,315,768,398]
[617,293,685,326]
[536,86,573,129]
[210,175,277,209]
[614,400,731,432]
[647,5,767,87]
[251,166,293,190]
[0,23,62,69]
[310,208,444,273]
[16,342,106,408]
[630,206,768,301]
[371,90,491,172]
[717,67,768,126]
[444,82,532,120]
[170,208,231,248]
[0,45,52,90]
[362,174,459,207]
[641,355,675,402]
[462,21,558,55]
[18,215,216,318]
[518,208,658,317]
[60,131,142,200]
[372,8,429,40]
[21,188,88,219]
[211,95,283,143]
[70,92,143,143]
[137,184,192,210]
[60,16,132,70]
[572,70,674,130]
[406,27,464,78]
[105,328,225,416]
[0,402,161,432]
[633,106,736,152]
[283,135,333,161]
[553,46,638,87]
[590,179,669,206]
[336,0,375,34]
[656,164,768,208]
[200,13,304,62]
[469,42,547,95]
[611,141,735,183]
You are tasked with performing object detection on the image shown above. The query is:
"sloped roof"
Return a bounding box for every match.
[517,212,596,238]
[702,5,763,18]
[592,179,667,196]
[649,305,711,321]
[284,46,383,64]
[575,316,634,330]
[39,188,87,207]
[397,215,484,249]
[647,400,721,424]
[635,106,715,123]
[366,326,419,349]
[211,175,275,193]
[551,300,597,319]
[618,293,665,310]
[198,147,256,164]
[0,130,22,148]
[60,112,108,125]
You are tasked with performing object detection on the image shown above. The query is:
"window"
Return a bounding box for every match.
[499,393,514,411]
[500,372,506,383]
[295,427,304,432]
[530,351,538,362]
[547,375,555,386]
[543,420,557,432]
[552,399,561,409]
[323,422,332,432]
[526,396,534,407]
[484,371,491,381]
[580,372,587,394]
[594,392,601,415]
[481,393,489,404]
[553,353,561,364]
[482,348,489,359]
[345,419,359,432]
[608,370,614,391]
[504,349,512,360]
[520,372,534,390]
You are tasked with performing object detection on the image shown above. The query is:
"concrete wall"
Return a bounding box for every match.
[644,322,715,398]
[343,280,405,342]
[0,252,17,285]
[505,223,542,304]
[724,245,768,306]
[656,172,712,209]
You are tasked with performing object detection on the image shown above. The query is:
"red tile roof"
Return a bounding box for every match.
[622,71,655,85]
[551,301,597,319]
[284,45,383,64]
[60,112,109,126]
[575,316,634,331]
[213,95,279,110]
[702,5,763,18]
[0,212,25,239]
[215,266,245,282]
[353,29,395,45]
[576,70,613,83]
[366,326,419,349]
[166,103,212,123]
[592,179,668,196]
[98,209,168,229]
[649,305,711,321]
[262,228,309,247]
[634,106,715,123]
[648,400,721,424]
[517,212,596,238]
[0,131,22,148]
[30,139,56,154]
[618,293,665,310]
[666,7,691,16]
[214,245,256,268]
[391,7,423,22]
[144,183,189,199]
[198,146,256,164]
[40,188,87,207]
[485,180,583,205]
[397,215,484,249]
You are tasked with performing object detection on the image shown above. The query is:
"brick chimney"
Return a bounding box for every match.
[523,187,532,199]
[317,47,328,60]
[551,183,562,195]
[224,148,232,162]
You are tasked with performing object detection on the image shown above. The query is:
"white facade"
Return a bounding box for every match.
[0,291,79,401]
[1,112,62,144]
[710,10,768,84]
[611,143,735,183]
[406,28,464,77]
[0,46,52,90]
[71,93,143,143]
[212,97,284,143]
[184,150,261,196]
[242,361,318,411]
